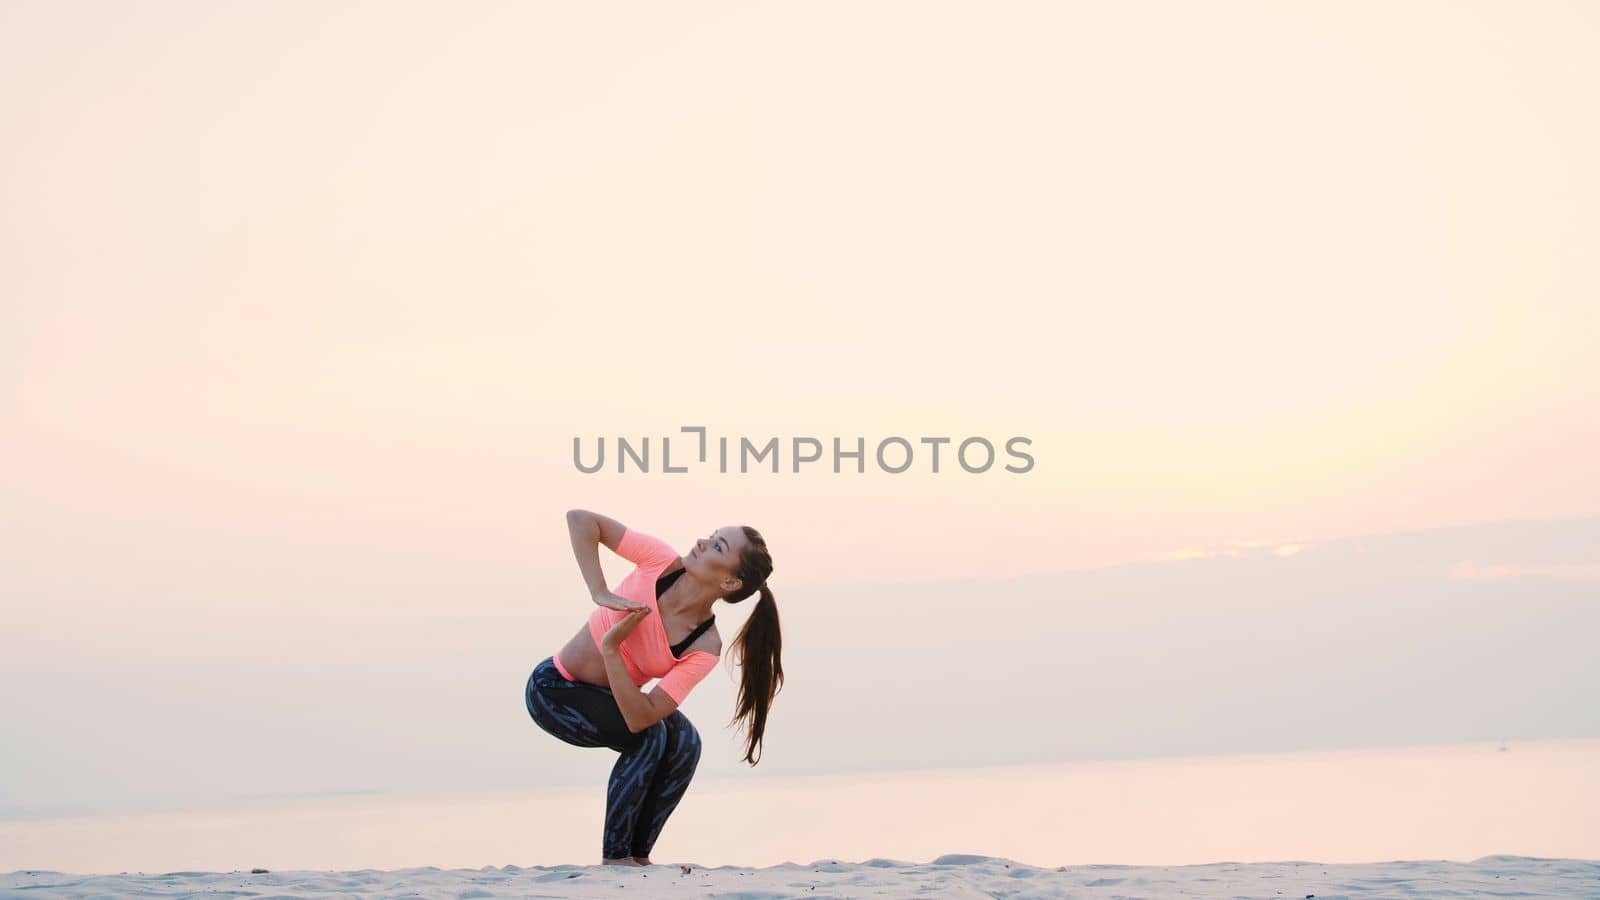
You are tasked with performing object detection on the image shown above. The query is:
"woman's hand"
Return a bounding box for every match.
[601,606,652,652]
[593,590,648,612]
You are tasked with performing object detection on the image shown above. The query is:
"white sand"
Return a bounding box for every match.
[4,853,1597,898]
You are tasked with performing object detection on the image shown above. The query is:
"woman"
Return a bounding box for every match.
[525,508,783,867]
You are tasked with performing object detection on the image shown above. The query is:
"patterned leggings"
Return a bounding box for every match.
[524,655,703,860]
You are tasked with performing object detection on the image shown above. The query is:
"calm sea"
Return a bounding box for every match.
[4,736,1596,873]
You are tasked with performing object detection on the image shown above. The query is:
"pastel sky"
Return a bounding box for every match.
[1,2,1597,812]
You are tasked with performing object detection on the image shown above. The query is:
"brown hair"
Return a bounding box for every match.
[722,526,781,765]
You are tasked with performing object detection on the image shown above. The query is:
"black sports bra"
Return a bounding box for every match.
[655,565,716,657]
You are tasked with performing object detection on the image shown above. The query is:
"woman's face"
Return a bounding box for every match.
[687,526,749,593]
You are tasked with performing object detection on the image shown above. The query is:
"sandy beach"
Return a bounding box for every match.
[6,854,1599,898]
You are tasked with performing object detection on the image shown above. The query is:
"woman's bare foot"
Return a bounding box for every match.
[632,857,652,865]
[601,857,643,866]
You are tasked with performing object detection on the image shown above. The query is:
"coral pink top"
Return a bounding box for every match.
[551,527,721,705]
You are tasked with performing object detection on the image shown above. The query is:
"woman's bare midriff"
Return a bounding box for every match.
[555,623,609,687]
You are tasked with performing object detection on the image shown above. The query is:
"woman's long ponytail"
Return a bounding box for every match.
[725,527,781,765]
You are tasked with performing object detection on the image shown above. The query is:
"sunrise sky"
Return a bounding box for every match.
[2,2,1597,814]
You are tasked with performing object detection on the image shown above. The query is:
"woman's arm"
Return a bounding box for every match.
[566,509,611,600]
[601,641,660,733]
[599,608,666,733]
[569,509,654,611]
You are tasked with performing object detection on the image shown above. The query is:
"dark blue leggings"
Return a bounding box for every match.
[524,655,702,860]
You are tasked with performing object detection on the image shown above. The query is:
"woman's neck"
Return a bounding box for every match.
[661,573,718,621]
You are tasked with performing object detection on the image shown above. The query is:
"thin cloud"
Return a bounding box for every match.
[1170,540,1312,561]
[1448,561,1600,580]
